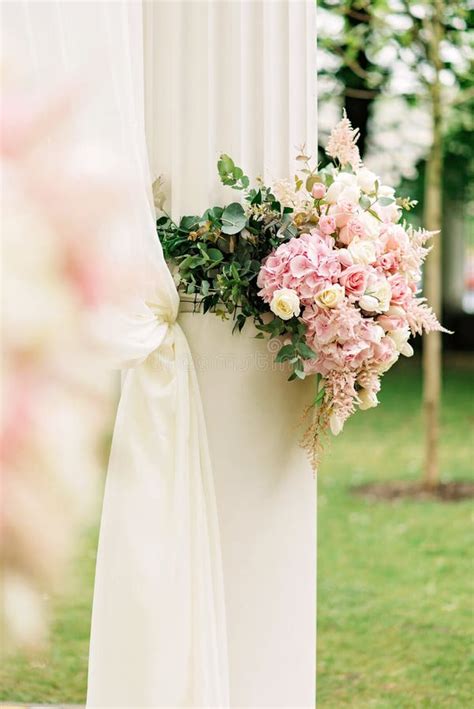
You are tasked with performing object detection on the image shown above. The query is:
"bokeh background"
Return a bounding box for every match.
[1,1,473,707]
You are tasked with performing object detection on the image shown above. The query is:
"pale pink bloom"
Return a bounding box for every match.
[298,274,330,301]
[339,264,369,298]
[328,201,357,229]
[289,255,315,278]
[318,215,336,235]
[318,255,342,281]
[377,251,400,273]
[339,217,365,246]
[311,183,326,199]
[341,339,371,368]
[388,274,412,306]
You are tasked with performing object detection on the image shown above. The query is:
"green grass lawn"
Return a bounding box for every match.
[318,358,474,708]
[1,358,473,707]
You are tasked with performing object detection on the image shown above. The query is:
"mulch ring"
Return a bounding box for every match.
[351,480,474,503]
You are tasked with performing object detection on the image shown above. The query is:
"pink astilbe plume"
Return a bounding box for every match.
[325,110,361,169]
[405,298,450,336]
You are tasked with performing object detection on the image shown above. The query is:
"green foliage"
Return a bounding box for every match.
[217,153,250,190]
[157,157,318,381]
[220,202,247,235]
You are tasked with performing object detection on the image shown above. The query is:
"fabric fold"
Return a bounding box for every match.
[87,318,229,707]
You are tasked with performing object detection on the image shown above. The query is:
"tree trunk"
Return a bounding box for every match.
[343,8,373,157]
[422,0,444,490]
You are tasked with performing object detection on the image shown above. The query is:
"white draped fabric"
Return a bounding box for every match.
[3,1,317,706]
[144,0,317,217]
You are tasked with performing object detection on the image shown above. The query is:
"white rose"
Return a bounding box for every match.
[348,238,377,265]
[270,288,301,321]
[339,184,361,203]
[360,278,392,313]
[359,295,379,312]
[325,173,360,204]
[329,412,345,436]
[314,283,345,309]
[358,389,379,410]
[357,167,378,194]
[325,180,344,204]
[388,327,414,357]
[358,211,380,240]
[338,173,359,186]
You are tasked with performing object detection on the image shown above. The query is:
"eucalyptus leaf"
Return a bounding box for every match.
[221,202,247,235]
[359,194,371,210]
[378,196,395,206]
[179,215,199,231]
[296,341,317,359]
[208,248,224,262]
[275,344,295,363]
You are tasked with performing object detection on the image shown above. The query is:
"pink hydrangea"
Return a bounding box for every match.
[258,230,342,305]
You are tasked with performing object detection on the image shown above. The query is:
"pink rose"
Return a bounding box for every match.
[339,217,365,245]
[318,215,336,235]
[377,251,400,272]
[328,201,357,228]
[389,275,411,305]
[312,183,326,200]
[340,264,369,298]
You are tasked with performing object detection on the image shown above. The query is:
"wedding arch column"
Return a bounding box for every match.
[144,2,317,707]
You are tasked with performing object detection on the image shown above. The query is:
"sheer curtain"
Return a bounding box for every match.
[2,1,228,706]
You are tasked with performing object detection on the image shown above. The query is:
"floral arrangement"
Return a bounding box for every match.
[157,113,445,467]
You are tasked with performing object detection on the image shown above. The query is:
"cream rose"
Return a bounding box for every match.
[388,327,414,357]
[270,288,301,320]
[348,238,377,265]
[314,283,345,309]
[358,388,379,410]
